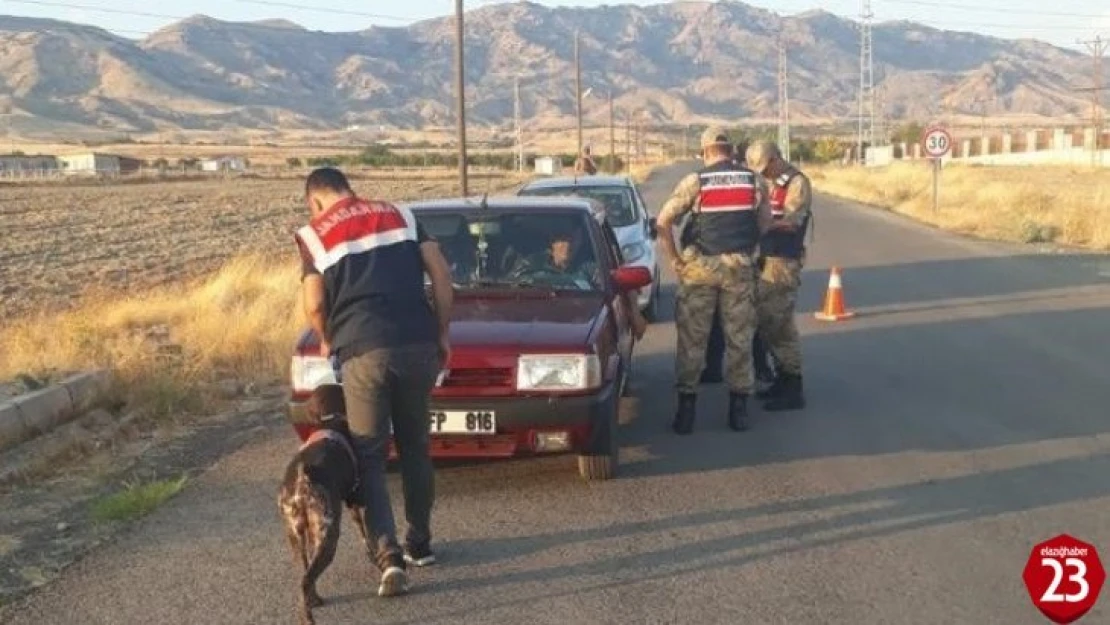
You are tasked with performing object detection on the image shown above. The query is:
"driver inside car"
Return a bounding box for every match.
[510,230,600,288]
[511,230,648,340]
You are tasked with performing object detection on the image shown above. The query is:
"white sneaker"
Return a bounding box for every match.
[378,566,409,597]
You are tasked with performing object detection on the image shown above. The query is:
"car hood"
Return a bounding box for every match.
[449,293,602,349]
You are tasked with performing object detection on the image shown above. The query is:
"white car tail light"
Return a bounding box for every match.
[291,354,338,394]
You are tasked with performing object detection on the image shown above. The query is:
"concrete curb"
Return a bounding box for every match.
[0,370,112,454]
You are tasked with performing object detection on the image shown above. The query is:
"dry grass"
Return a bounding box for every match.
[0,170,527,418]
[808,162,1110,249]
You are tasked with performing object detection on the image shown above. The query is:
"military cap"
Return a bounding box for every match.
[745,139,781,172]
[700,126,731,149]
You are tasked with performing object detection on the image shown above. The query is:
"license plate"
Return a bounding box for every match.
[428,410,496,435]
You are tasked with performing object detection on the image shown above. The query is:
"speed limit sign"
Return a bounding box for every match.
[921,126,952,158]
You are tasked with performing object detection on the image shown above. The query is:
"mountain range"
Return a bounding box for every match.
[0,0,1102,136]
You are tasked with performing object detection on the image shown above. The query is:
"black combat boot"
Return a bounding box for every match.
[672,393,697,435]
[763,373,805,412]
[728,393,749,431]
[756,375,785,400]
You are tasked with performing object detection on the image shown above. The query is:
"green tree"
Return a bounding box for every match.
[891,122,926,146]
[813,137,845,163]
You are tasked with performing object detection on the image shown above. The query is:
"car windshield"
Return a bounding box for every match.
[416,210,603,291]
[517,185,638,228]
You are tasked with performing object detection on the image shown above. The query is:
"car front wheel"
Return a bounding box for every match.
[577,391,619,481]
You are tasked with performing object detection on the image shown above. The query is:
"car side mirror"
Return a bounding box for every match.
[611,265,653,292]
[646,216,658,239]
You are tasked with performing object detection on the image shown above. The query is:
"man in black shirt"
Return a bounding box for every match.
[295,168,454,598]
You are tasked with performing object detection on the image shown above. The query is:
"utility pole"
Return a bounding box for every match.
[972,95,991,154]
[514,76,523,172]
[575,30,583,158]
[777,32,791,162]
[624,110,631,173]
[454,0,468,195]
[857,0,874,165]
[608,90,615,173]
[1077,35,1107,166]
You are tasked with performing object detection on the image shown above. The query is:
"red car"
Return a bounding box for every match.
[287,195,653,481]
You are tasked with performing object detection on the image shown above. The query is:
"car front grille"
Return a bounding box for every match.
[442,367,514,388]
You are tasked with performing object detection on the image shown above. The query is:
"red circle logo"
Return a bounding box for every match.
[1022,534,1105,623]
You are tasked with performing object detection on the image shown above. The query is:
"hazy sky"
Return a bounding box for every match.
[1,0,1108,50]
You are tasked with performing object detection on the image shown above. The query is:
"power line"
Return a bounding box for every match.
[878,0,1110,19]
[0,0,418,24]
[0,0,1100,38]
[0,0,179,19]
[230,0,414,22]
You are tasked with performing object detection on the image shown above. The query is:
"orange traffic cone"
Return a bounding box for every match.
[814,266,855,321]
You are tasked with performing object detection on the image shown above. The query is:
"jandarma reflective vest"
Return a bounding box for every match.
[295,197,436,360]
[686,160,761,256]
[760,167,809,259]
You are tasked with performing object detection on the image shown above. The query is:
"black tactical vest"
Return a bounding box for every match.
[686,160,761,256]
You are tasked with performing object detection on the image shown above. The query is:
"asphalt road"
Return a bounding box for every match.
[5,162,1110,625]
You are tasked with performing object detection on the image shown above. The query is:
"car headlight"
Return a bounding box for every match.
[621,242,648,263]
[291,355,339,393]
[516,354,601,391]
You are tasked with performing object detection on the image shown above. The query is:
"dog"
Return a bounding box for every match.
[278,384,371,625]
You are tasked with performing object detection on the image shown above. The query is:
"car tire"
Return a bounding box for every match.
[642,275,661,322]
[578,392,619,481]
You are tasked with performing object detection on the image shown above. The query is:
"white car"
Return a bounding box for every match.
[516,175,661,320]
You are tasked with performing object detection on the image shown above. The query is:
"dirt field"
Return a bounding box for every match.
[0,170,526,321]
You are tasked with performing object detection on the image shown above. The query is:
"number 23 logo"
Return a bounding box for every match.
[1041,557,1090,603]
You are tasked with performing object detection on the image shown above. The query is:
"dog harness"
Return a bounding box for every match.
[301,424,360,495]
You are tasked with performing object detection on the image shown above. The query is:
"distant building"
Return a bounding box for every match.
[58,152,121,175]
[200,155,247,172]
[534,156,562,176]
[55,153,142,175]
[0,154,58,173]
[118,156,142,174]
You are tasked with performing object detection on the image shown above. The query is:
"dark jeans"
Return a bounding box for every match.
[340,342,439,571]
[704,306,773,378]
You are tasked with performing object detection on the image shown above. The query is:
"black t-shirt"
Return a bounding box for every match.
[296,198,438,364]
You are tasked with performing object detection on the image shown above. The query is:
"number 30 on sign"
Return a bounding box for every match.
[1022,534,1106,624]
[921,126,952,158]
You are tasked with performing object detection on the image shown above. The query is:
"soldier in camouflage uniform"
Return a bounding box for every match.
[746,140,812,411]
[657,128,772,433]
[698,141,777,388]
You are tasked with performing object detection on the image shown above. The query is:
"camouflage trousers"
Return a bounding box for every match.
[674,248,758,395]
[756,256,803,375]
